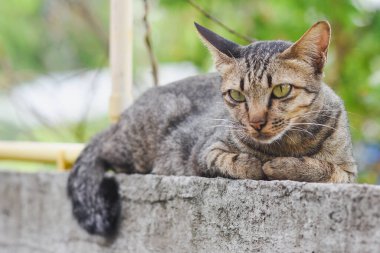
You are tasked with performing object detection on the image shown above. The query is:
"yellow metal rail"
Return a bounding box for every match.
[0,141,84,171]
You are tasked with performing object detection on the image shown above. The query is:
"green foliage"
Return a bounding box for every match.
[0,0,108,85]
[0,0,45,78]
[1,0,380,178]
[357,170,379,184]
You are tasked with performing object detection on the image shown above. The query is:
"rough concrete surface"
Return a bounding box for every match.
[0,172,380,253]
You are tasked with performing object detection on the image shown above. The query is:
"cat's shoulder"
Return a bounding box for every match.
[139,73,222,101]
[163,72,221,90]
[321,82,344,105]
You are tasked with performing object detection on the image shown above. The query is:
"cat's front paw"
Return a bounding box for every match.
[263,157,296,180]
[233,153,265,180]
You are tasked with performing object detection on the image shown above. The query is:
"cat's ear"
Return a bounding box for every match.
[280,21,331,74]
[194,22,241,73]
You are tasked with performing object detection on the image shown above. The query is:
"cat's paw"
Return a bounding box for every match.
[262,157,296,180]
[234,153,264,179]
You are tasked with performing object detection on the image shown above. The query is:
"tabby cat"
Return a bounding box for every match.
[67,21,357,236]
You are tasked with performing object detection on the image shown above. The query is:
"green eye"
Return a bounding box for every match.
[272,84,292,98]
[228,90,246,102]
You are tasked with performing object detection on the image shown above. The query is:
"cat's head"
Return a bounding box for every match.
[195,21,331,144]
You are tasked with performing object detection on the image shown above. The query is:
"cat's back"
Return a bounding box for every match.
[124,73,223,122]
[118,73,224,169]
[141,72,222,109]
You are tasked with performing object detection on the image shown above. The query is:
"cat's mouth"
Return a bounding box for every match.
[252,132,272,140]
[248,128,288,144]
[242,122,289,144]
[250,131,279,144]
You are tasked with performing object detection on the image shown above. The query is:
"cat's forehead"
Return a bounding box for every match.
[242,41,292,61]
[237,41,292,85]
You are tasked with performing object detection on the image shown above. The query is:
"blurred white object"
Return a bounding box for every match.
[0,63,199,128]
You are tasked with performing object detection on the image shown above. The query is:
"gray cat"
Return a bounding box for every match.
[67,21,357,236]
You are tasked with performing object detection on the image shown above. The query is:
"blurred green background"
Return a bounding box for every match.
[0,0,379,183]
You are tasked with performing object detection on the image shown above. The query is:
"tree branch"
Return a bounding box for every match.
[143,0,159,86]
[185,0,254,43]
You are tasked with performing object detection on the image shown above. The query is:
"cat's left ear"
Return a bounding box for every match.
[195,22,242,74]
[280,21,331,74]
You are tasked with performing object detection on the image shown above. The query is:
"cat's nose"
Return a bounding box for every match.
[249,109,268,131]
[249,119,267,131]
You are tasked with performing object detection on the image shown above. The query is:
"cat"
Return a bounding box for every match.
[67,21,357,236]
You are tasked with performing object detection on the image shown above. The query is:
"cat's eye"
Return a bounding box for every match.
[272,84,292,98]
[228,90,246,102]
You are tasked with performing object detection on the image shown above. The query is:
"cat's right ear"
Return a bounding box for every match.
[194,22,242,74]
[279,21,331,75]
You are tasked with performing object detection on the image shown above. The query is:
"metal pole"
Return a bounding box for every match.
[109,0,133,123]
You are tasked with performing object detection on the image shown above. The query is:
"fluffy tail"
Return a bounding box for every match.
[67,133,121,236]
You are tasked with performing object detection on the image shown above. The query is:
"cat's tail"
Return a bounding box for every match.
[67,132,121,236]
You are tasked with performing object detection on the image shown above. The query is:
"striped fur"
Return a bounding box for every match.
[67,21,357,236]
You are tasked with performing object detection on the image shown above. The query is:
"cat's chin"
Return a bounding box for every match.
[250,131,284,145]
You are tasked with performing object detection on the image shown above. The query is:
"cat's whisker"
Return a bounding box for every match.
[289,114,340,121]
[349,125,357,130]
[228,129,246,134]
[311,110,362,118]
[230,130,249,140]
[209,118,235,123]
[283,132,297,145]
[289,109,341,117]
[291,126,313,135]
[302,109,341,113]
[209,125,241,129]
[208,119,247,130]
[291,123,337,131]
[273,139,281,149]
[209,125,246,132]
[298,114,339,119]
[288,110,341,119]
[289,126,315,138]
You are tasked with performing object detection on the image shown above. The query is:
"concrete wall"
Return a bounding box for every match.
[0,172,380,253]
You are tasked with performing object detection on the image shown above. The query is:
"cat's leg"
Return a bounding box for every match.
[201,141,265,179]
[262,157,356,183]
